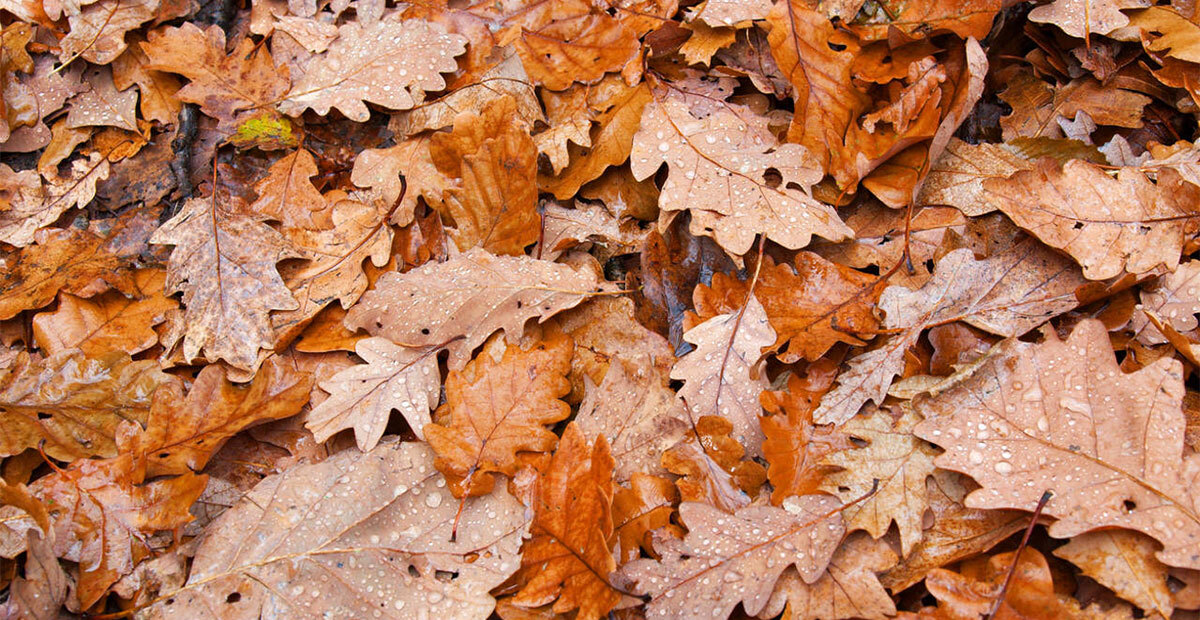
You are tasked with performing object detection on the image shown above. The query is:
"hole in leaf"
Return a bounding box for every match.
[1122,499,1137,512]
[226,593,241,604]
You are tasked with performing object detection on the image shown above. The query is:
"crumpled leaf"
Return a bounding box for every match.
[350,135,446,225]
[425,331,573,497]
[689,253,879,362]
[620,496,845,618]
[140,440,529,620]
[509,423,619,620]
[139,355,313,476]
[0,152,109,247]
[306,337,441,450]
[672,295,774,454]
[0,350,177,460]
[918,548,1087,618]
[915,319,1200,570]
[819,406,938,556]
[661,415,766,513]
[278,17,467,121]
[0,530,68,619]
[150,188,300,371]
[429,96,539,255]
[631,88,851,256]
[344,247,607,369]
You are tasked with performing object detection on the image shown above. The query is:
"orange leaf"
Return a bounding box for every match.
[661,415,766,513]
[761,368,853,504]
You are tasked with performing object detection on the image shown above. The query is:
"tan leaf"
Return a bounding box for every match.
[880,470,1027,592]
[65,66,138,131]
[510,14,640,91]
[0,350,176,460]
[915,319,1200,570]
[1029,0,1143,39]
[249,149,333,231]
[32,268,175,357]
[279,18,467,120]
[846,0,1000,41]
[429,96,539,255]
[306,337,441,449]
[920,548,1090,619]
[761,368,854,504]
[998,72,1150,140]
[141,23,290,130]
[1054,530,1173,617]
[679,21,737,66]
[983,158,1200,279]
[575,357,688,482]
[272,198,393,346]
[689,253,879,362]
[425,331,572,497]
[0,530,68,619]
[110,36,182,125]
[661,415,766,512]
[140,356,313,476]
[819,406,938,556]
[140,440,529,620]
[60,0,158,65]
[400,45,544,136]
[555,293,676,402]
[916,138,1035,217]
[509,423,619,620]
[0,151,109,247]
[1128,7,1200,64]
[693,0,772,26]
[811,203,966,285]
[672,295,774,454]
[344,248,607,369]
[1132,259,1200,344]
[30,448,206,608]
[351,135,448,226]
[631,88,851,255]
[759,533,899,620]
[536,200,643,262]
[150,188,300,371]
[620,497,845,618]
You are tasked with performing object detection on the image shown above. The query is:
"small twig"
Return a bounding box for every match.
[986,490,1053,620]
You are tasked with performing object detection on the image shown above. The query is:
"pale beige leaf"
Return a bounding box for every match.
[819,407,938,556]
[1054,530,1173,617]
[279,18,468,121]
[693,0,772,26]
[306,337,440,449]
[672,295,775,455]
[344,248,608,369]
[1131,260,1200,345]
[620,497,844,618]
[0,152,109,247]
[915,319,1200,570]
[401,46,543,136]
[60,0,158,64]
[759,533,898,620]
[141,440,529,620]
[630,89,851,256]
[65,67,138,131]
[1029,0,1145,39]
[350,135,447,226]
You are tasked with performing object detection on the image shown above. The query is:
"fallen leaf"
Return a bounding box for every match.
[761,369,854,504]
[661,415,766,512]
[60,0,158,65]
[32,268,174,357]
[248,149,333,231]
[1054,530,1173,617]
[1029,0,1141,40]
[0,152,109,247]
[0,227,134,320]
[613,473,680,563]
[620,497,845,618]
[920,548,1087,619]
[509,423,619,620]
[139,440,528,620]
[1131,259,1200,344]
[759,533,899,620]
[306,337,440,449]
[425,331,573,497]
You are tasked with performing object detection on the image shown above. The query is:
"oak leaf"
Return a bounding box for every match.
[140,355,313,476]
[880,470,1027,592]
[351,135,447,226]
[761,368,853,504]
[429,96,539,255]
[0,529,68,619]
[65,67,138,131]
[0,227,135,320]
[0,152,108,247]
[249,148,333,231]
[575,357,688,482]
[661,415,766,513]
[60,0,158,65]
[1029,0,1143,40]
[344,248,607,369]
[141,23,289,131]
[29,448,206,608]
[1054,530,1173,617]
[1128,7,1200,64]
[620,496,846,618]
[915,319,1200,570]
[846,0,1000,41]
[32,268,175,357]
[819,407,938,556]
[631,87,851,255]
[689,253,879,362]
[110,36,182,125]
[278,18,467,121]
[0,350,177,460]
[672,295,774,454]
[1131,259,1200,344]
[759,533,899,620]
[150,188,300,370]
[983,158,1200,279]
[399,45,543,137]
[997,72,1150,140]
[140,440,529,620]
[918,548,1087,619]
[425,331,573,497]
[613,473,681,563]
[509,423,619,620]
[509,13,640,91]
[306,337,441,449]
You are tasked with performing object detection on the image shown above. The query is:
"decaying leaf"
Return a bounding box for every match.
[661,415,766,513]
